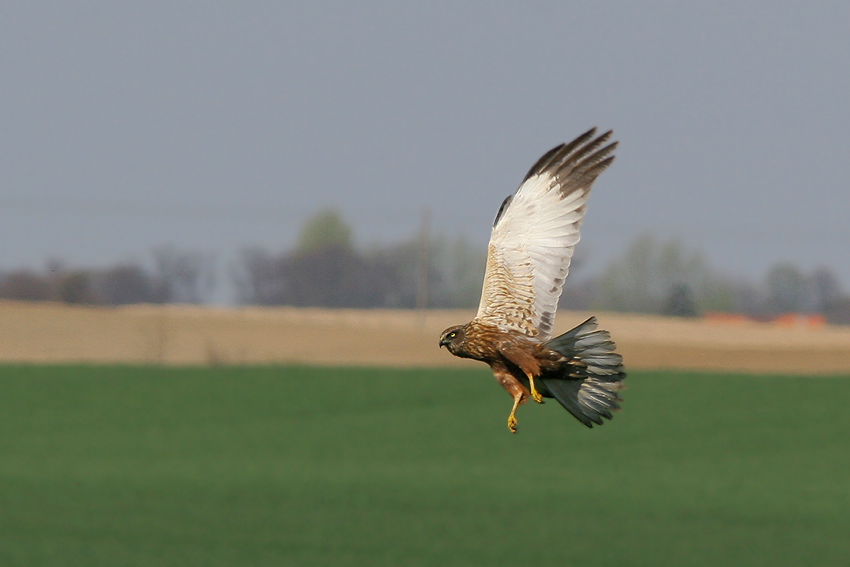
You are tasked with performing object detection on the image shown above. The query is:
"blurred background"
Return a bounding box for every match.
[3,6,850,566]
[1,2,849,320]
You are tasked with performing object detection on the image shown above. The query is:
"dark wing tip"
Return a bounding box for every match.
[551,131,618,197]
[520,128,617,186]
[521,127,600,183]
[521,144,566,183]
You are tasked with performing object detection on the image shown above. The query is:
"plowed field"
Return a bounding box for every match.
[2,301,849,373]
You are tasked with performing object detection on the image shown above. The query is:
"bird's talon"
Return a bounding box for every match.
[528,374,544,404]
[507,415,518,433]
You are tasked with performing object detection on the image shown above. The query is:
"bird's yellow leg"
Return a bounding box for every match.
[507,391,523,433]
[527,373,544,404]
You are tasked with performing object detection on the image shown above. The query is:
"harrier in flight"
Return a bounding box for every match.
[439,128,626,433]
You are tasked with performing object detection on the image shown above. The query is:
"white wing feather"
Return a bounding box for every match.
[474,129,616,341]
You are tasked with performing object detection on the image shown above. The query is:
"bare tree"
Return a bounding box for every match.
[152,246,216,304]
[0,270,52,301]
[57,271,96,304]
[765,264,807,314]
[232,247,288,305]
[94,265,158,305]
[809,267,843,313]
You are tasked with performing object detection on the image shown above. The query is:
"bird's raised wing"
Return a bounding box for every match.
[474,128,617,341]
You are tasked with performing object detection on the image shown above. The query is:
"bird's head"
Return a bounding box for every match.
[439,324,466,355]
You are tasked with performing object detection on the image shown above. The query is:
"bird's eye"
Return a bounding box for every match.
[447,331,457,339]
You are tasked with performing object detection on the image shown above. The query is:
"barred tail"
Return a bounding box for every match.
[539,317,626,428]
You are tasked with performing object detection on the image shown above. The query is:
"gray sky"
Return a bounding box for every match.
[2,2,849,298]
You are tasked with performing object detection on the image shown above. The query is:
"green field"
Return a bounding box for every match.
[1,365,848,566]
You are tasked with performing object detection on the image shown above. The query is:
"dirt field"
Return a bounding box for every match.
[1,300,849,374]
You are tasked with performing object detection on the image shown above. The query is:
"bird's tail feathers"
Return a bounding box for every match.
[540,317,626,428]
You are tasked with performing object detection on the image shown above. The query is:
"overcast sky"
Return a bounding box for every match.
[1,2,848,299]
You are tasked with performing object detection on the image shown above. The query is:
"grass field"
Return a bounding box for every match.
[1,365,848,566]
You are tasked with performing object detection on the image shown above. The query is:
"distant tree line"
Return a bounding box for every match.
[0,247,215,305]
[231,210,484,309]
[2,210,849,325]
[560,233,850,324]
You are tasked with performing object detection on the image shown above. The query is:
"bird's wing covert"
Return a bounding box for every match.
[474,128,617,340]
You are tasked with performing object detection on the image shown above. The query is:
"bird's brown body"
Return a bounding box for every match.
[439,128,626,432]
[440,320,591,432]
[442,320,577,386]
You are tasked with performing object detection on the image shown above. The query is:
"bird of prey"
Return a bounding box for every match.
[439,128,626,433]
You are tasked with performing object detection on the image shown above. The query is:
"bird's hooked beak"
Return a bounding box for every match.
[439,328,461,349]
